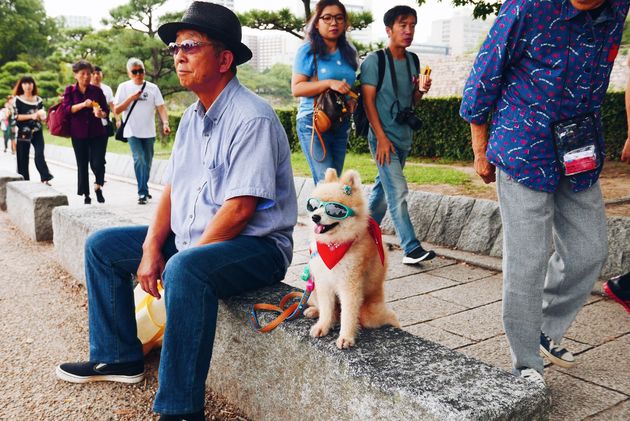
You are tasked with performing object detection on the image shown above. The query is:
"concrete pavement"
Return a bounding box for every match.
[0,147,628,420]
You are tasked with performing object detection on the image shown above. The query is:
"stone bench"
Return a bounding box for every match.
[52,207,137,284]
[0,170,24,211]
[7,181,68,241]
[52,206,549,420]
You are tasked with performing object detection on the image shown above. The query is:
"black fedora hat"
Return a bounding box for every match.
[157,1,252,66]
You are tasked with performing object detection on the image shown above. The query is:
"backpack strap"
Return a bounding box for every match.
[409,51,420,75]
[375,49,386,92]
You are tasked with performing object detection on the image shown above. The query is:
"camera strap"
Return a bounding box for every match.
[385,48,413,111]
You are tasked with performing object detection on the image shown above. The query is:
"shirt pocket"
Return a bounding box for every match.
[205,163,226,205]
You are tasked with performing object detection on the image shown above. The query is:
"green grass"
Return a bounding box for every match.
[291,152,471,186]
[44,131,471,186]
[44,131,173,159]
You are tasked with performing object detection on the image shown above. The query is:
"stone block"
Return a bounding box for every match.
[456,199,502,254]
[601,216,630,279]
[208,283,550,420]
[0,171,24,211]
[293,176,306,199]
[408,190,443,241]
[6,181,68,241]
[425,194,475,247]
[378,190,442,239]
[52,207,136,284]
[489,227,503,258]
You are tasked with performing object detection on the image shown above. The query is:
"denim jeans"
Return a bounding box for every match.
[128,136,155,197]
[84,226,287,414]
[496,170,607,374]
[297,114,350,184]
[367,133,420,254]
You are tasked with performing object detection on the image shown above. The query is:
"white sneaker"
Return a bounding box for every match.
[520,368,546,388]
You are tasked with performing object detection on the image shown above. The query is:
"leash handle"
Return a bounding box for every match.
[250,290,312,333]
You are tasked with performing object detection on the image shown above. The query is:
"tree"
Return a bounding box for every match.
[102,0,184,96]
[237,3,373,40]
[0,0,58,66]
[415,0,501,20]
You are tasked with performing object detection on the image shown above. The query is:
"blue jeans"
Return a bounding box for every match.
[297,114,350,184]
[84,226,287,414]
[128,136,155,197]
[367,134,420,254]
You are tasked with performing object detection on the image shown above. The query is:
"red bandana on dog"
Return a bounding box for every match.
[316,217,385,269]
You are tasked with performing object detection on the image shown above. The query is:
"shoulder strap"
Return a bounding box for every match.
[410,52,420,74]
[376,49,386,92]
[122,81,147,126]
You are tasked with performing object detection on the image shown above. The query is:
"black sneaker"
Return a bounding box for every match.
[158,409,205,421]
[540,331,575,368]
[56,361,144,384]
[138,196,147,205]
[147,194,153,199]
[402,246,436,265]
[603,276,630,314]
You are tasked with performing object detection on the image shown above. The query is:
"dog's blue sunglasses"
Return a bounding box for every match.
[306,198,355,220]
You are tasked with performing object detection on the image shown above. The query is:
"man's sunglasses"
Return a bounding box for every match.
[306,198,355,220]
[167,40,213,56]
[130,68,144,75]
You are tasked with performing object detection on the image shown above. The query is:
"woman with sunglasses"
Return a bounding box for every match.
[62,60,109,204]
[13,76,54,184]
[292,0,358,184]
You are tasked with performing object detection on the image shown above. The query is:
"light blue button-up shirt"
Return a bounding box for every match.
[164,77,297,267]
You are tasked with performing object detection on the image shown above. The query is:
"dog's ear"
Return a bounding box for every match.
[324,168,338,182]
[340,170,362,191]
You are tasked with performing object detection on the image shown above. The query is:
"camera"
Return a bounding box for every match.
[395,107,422,131]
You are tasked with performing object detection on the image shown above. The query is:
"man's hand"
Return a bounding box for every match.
[375,135,396,166]
[474,154,496,184]
[621,138,630,163]
[136,249,165,299]
[328,79,351,94]
[82,99,93,109]
[129,90,143,102]
[162,123,171,135]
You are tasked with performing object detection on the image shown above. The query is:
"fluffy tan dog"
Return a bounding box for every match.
[304,169,400,349]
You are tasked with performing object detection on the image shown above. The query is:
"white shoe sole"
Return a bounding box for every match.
[540,346,576,368]
[402,251,435,265]
[55,365,144,384]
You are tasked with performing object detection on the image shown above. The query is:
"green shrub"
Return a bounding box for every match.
[141,92,630,161]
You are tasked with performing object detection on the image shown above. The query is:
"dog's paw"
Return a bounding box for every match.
[336,335,355,349]
[310,322,330,338]
[303,307,319,319]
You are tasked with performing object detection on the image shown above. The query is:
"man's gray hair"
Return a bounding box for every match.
[126,58,145,71]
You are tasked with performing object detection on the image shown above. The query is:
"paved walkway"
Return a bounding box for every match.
[0,148,629,420]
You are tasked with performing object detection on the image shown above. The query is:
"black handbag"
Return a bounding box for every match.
[115,81,146,142]
[16,125,32,142]
[106,118,115,137]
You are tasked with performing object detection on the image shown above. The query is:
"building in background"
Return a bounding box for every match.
[428,9,493,56]
[56,15,92,29]
[243,30,302,72]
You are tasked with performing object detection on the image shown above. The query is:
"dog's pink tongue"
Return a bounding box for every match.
[315,224,325,234]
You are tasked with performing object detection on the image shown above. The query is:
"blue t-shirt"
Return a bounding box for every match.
[293,42,357,120]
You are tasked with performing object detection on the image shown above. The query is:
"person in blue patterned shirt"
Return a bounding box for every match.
[460,0,630,387]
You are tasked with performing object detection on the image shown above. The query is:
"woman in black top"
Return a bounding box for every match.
[13,76,53,183]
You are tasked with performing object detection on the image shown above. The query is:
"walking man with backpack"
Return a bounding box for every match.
[360,5,435,265]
